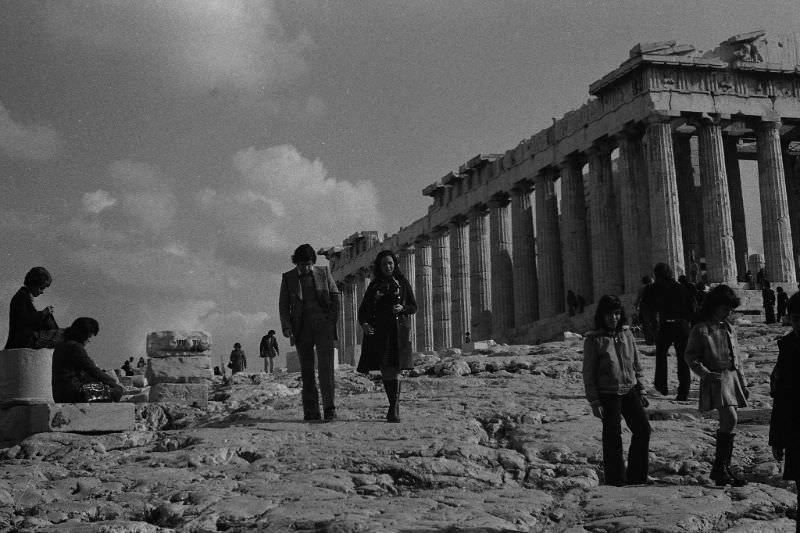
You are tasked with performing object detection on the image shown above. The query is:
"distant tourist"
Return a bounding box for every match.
[763,280,777,324]
[5,266,62,349]
[769,292,800,533]
[648,262,695,400]
[744,270,754,289]
[357,250,417,423]
[776,287,789,325]
[685,285,749,487]
[576,294,586,314]
[259,329,279,374]
[757,268,766,290]
[228,342,247,374]
[582,295,650,486]
[213,366,222,376]
[52,317,123,403]
[634,276,656,345]
[136,356,146,369]
[464,331,471,344]
[566,290,577,317]
[279,244,340,422]
[121,359,134,376]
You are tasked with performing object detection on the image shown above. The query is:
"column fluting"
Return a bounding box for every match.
[616,129,649,293]
[414,235,434,352]
[489,193,514,338]
[724,136,749,280]
[559,155,592,304]
[535,168,564,316]
[431,226,452,350]
[399,245,417,352]
[511,181,538,326]
[674,134,704,280]
[449,216,471,347]
[469,204,492,340]
[587,139,624,298]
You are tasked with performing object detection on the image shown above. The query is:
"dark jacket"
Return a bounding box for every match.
[229,349,247,373]
[357,275,417,372]
[260,335,279,358]
[52,340,118,402]
[278,266,339,346]
[769,332,800,449]
[582,327,645,407]
[647,279,696,322]
[5,287,57,349]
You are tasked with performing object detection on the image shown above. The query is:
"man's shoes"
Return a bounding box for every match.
[303,413,321,422]
[655,386,668,396]
[323,408,337,421]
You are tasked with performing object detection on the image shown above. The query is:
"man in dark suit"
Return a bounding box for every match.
[279,244,340,421]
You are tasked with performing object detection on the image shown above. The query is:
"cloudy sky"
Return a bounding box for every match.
[1,1,797,369]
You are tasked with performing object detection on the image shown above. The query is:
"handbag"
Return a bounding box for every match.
[80,382,113,403]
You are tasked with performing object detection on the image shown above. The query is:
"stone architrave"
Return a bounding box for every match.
[489,193,514,336]
[511,181,538,327]
[617,127,652,289]
[559,155,592,304]
[0,348,55,405]
[535,169,564,316]
[414,235,434,352]
[448,217,471,347]
[431,226,452,350]
[697,116,737,284]
[146,331,211,358]
[587,139,624,298]
[673,134,704,279]
[468,204,492,340]
[724,137,749,279]
[399,245,417,351]
[146,356,212,384]
[645,119,685,277]
[756,120,797,284]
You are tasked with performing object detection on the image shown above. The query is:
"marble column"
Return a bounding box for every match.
[414,235,434,352]
[645,118,685,277]
[724,136,749,280]
[489,193,514,337]
[674,134,704,280]
[449,216,470,347]
[469,204,492,340]
[535,168,564,316]
[756,120,797,284]
[559,155,592,304]
[587,139,624,298]
[783,152,800,282]
[342,277,358,365]
[697,117,737,284]
[399,245,417,352]
[335,282,347,364]
[431,226,452,350]
[616,128,651,293]
[511,181,538,327]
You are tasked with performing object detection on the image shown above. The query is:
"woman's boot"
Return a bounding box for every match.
[724,433,748,487]
[383,380,400,422]
[710,432,732,486]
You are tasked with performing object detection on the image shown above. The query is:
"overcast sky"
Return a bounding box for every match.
[1,1,797,369]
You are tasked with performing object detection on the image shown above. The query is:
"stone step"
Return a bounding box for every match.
[0,403,135,442]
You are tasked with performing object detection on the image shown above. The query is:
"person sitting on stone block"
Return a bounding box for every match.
[52,317,123,403]
[4,266,63,350]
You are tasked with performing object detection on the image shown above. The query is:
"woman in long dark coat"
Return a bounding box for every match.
[357,249,417,422]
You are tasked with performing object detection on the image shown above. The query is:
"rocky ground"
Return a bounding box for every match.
[0,320,797,532]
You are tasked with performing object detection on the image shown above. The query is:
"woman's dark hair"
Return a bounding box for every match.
[787,292,800,315]
[234,342,241,349]
[763,279,771,289]
[371,249,407,283]
[291,244,316,265]
[24,266,52,289]
[65,317,99,343]
[594,295,627,331]
[698,284,740,321]
[653,262,674,281]
[267,329,275,336]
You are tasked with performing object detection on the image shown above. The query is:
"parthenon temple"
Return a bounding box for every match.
[321,31,800,365]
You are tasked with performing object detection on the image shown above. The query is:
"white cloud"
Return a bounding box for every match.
[82,189,117,214]
[0,101,63,160]
[306,95,326,117]
[201,144,382,253]
[200,309,271,357]
[109,159,176,233]
[42,0,311,94]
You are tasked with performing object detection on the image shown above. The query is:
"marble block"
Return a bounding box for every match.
[0,403,135,441]
[146,356,212,384]
[0,348,55,406]
[149,383,208,407]
[146,330,211,358]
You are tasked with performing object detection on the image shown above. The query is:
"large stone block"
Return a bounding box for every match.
[286,349,339,373]
[146,330,211,358]
[148,383,208,407]
[146,356,212,384]
[0,403,135,441]
[0,348,54,406]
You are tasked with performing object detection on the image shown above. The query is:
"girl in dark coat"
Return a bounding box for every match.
[52,317,123,403]
[5,266,61,349]
[770,292,800,533]
[228,343,247,374]
[357,250,417,422]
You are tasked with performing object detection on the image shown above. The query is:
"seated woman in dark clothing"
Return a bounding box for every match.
[52,317,123,403]
[5,266,62,349]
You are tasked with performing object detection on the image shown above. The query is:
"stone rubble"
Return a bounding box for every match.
[0,321,796,532]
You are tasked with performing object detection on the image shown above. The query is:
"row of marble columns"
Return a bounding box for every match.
[335,115,798,361]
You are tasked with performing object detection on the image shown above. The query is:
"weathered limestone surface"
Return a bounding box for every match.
[145,356,212,384]
[148,383,209,407]
[0,320,795,532]
[0,348,54,406]
[146,331,211,358]
[0,403,134,441]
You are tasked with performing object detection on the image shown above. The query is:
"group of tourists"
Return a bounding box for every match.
[583,261,799,531]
